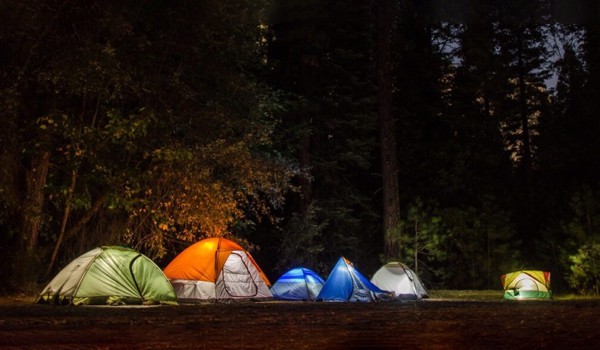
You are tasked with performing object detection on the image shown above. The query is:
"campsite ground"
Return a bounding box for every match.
[1,291,599,349]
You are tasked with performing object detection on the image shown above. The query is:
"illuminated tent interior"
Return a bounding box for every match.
[370,262,429,300]
[271,267,325,301]
[164,237,272,301]
[501,270,551,300]
[36,246,178,305]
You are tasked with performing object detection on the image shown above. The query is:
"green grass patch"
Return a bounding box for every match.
[552,293,600,300]
[428,290,600,301]
[428,290,503,300]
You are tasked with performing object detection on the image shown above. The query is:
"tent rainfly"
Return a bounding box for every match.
[370,262,428,300]
[501,270,552,300]
[317,257,392,302]
[271,267,325,301]
[163,237,272,301]
[37,246,178,305]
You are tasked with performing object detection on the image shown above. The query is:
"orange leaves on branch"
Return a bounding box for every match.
[125,139,295,259]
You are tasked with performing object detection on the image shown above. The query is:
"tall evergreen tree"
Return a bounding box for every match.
[387,0,521,288]
[376,0,401,261]
[493,0,553,259]
[391,0,449,202]
[536,1,600,290]
[266,0,380,273]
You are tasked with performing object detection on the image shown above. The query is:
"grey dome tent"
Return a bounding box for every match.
[370,262,428,300]
[37,246,178,305]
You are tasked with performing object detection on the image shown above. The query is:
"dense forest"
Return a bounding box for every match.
[0,0,598,294]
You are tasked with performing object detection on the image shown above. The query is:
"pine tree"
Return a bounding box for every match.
[266,0,380,271]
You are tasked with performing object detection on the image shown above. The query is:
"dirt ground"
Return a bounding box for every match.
[1,295,599,349]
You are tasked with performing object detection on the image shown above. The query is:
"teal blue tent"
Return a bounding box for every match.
[317,257,392,302]
[271,267,325,301]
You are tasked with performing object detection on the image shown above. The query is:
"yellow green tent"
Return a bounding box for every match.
[501,270,551,300]
[37,246,178,305]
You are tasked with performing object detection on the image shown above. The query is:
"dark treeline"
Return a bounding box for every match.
[0,0,598,294]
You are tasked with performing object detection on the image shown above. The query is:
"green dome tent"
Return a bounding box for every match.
[37,246,178,305]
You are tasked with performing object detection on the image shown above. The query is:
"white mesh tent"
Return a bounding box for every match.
[370,262,428,300]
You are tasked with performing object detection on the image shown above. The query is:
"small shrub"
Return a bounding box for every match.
[568,243,600,295]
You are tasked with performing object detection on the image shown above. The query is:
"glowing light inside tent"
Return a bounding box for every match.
[516,278,537,291]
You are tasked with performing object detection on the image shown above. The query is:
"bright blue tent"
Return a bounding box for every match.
[271,267,325,301]
[316,257,392,302]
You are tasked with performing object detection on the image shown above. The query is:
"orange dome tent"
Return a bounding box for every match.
[164,237,272,301]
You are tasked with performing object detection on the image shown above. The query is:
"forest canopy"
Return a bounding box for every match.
[0,0,598,294]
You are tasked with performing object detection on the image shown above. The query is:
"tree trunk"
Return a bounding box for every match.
[298,132,312,215]
[45,168,78,276]
[517,32,533,196]
[21,150,51,252]
[45,194,105,276]
[376,0,401,261]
